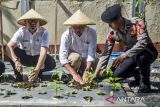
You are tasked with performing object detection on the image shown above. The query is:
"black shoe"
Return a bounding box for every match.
[138,84,151,93]
[15,74,23,82]
[128,80,140,87]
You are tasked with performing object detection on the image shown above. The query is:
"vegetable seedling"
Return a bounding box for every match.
[0,73,9,83]
[53,84,63,99]
[83,86,91,91]
[55,85,61,95]
[96,91,106,96]
[102,67,123,96]
[3,90,16,98]
[65,90,77,97]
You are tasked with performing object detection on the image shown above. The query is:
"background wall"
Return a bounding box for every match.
[1,0,160,50]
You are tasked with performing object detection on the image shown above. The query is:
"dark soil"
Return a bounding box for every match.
[83,96,93,102]
[68,81,102,90]
[22,95,33,99]
[12,82,39,89]
[53,95,64,99]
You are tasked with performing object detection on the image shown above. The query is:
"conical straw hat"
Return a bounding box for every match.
[17,9,47,26]
[64,9,96,25]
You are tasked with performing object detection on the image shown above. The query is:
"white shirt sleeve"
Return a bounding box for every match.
[41,30,49,48]
[59,29,70,65]
[87,28,97,62]
[10,28,22,45]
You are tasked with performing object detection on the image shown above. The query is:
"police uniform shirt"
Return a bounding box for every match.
[59,26,97,65]
[97,17,153,70]
[11,26,49,56]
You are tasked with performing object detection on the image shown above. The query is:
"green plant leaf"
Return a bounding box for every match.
[0,88,5,91]
[115,83,122,89]
[114,77,123,81]
[109,77,114,82]
[83,86,91,91]
[65,90,77,96]
[96,91,106,96]
[109,90,114,96]
[104,67,113,77]
[103,78,110,83]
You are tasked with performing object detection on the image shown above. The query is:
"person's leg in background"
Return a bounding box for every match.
[0,60,5,82]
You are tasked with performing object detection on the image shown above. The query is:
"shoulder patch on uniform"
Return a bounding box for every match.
[130,17,145,35]
[107,31,115,42]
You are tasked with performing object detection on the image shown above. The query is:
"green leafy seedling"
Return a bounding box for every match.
[96,91,106,96]
[55,84,63,96]
[52,80,64,84]
[0,73,9,83]
[83,86,91,91]
[65,90,77,96]
[102,67,123,95]
[52,69,63,81]
[68,81,74,87]
[53,84,64,99]
[0,88,5,91]
[4,90,16,98]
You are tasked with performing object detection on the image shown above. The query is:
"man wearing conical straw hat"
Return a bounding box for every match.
[6,9,56,82]
[59,9,97,84]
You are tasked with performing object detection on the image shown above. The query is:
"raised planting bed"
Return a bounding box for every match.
[0,81,146,107]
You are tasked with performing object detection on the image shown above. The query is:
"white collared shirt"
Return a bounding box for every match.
[59,27,97,65]
[11,26,49,56]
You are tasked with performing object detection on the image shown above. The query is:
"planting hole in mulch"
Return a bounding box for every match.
[83,96,93,102]
[38,91,47,95]
[53,95,64,99]
[22,95,33,99]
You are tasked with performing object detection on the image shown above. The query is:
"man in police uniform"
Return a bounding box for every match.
[94,4,158,93]
[5,9,56,82]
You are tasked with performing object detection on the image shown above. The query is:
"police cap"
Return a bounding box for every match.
[101,4,121,23]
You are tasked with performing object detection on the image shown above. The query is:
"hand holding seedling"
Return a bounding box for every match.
[82,71,89,83]
[28,69,39,82]
[83,70,96,84]
[72,73,84,85]
[15,61,23,73]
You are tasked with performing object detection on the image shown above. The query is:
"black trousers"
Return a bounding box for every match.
[0,60,5,75]
[113,45,158,86]
[9,48,56,80]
